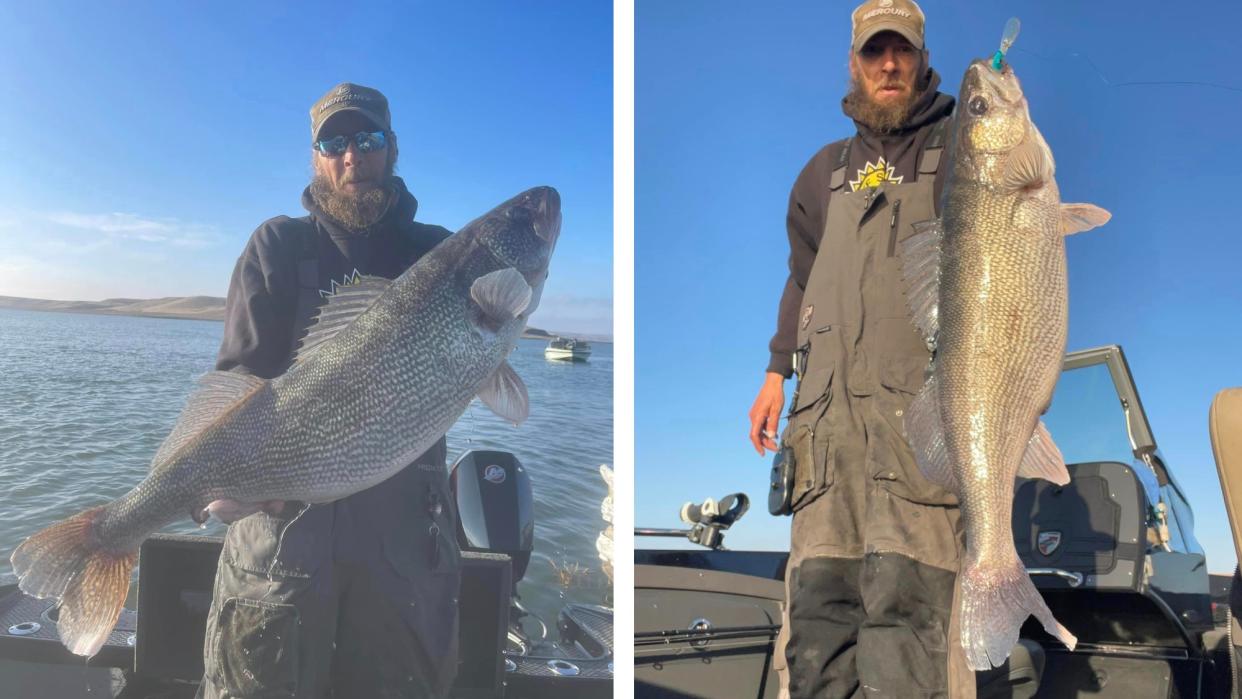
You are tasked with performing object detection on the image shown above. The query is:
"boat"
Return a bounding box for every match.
[636,345,1240,698]
[544,336,591,362]
[0,449,613,699]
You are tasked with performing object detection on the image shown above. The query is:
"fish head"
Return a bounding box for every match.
[473,186,560,311]
[952,59,1054,189]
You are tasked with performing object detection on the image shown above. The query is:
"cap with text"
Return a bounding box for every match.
[851,0,925,52]
[309,82,391,142]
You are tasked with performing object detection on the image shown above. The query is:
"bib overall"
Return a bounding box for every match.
[774,128,976,699]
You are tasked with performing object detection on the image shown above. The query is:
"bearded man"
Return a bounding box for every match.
[745,1,979,696]
[197,83,460,699]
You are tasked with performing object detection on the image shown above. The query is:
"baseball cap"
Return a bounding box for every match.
[309,82,391,142]
[851,0,926,52]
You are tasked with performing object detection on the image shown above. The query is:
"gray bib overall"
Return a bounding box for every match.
[776,123,977,699]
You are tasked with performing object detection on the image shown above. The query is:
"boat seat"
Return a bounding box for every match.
[1012,462,1211,654]
[1211,388,1242,566]
[1210,387,1242,696]
[1013,461,1145,593]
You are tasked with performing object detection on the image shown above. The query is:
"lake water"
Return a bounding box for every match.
[0,308,612,639]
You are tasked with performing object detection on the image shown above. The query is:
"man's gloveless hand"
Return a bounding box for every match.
[748,372,785,455]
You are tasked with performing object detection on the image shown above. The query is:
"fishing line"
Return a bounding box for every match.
[1009,46,1242,94]
[263,502,314,595]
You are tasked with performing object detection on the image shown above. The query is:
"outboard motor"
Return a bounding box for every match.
[450,449,535,585]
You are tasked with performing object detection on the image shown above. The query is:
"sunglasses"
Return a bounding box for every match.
[314,130,388,157]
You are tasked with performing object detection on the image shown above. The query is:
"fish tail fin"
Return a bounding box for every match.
[10,506,136,657]
[959,559,1076,671]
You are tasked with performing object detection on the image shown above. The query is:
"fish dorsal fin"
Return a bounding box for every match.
[905,372,957,491]
[470,268,532,322]
[1002,139,1053,191]
[151,371,268,468]
[477,360,530,425]
[1016,420,1071,485]
[293,275,392,364]
[898,218,942,345]
[1059,203,1111,236]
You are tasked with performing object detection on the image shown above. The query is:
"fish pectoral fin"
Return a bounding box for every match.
[1001,139,1053,191]
[905,373,957,491]
[477,361,530,425]
[1059,203,1112,236]
[152,371,269,470]
[1016,420,1070,485]
[898,218,942,343]
[470,268,532,322]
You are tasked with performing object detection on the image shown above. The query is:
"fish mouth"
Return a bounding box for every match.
[530,186,562,244]
[967,59,1024,106]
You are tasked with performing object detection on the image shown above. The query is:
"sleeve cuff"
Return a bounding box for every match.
[766,353,794,379]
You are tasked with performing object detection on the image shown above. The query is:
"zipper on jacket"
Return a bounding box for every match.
[887,199,902,257]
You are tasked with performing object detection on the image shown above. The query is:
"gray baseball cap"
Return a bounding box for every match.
[851,0,926,52]
[309,82,391,142]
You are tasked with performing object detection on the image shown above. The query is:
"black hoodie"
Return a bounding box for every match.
[216,176,451,379]
[766,69,956,376]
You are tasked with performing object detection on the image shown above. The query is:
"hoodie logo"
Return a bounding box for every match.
[320,269,362,298]
[850,157,903,191]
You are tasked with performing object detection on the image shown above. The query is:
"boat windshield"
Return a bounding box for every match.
[1042,356,1204,555]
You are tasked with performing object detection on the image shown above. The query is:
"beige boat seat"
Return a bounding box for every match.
[1211,388,1242,566]
[1210,387,1242,699]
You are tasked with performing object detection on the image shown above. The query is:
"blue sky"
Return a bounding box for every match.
[636,1,1242,573]
[0,2,612,336]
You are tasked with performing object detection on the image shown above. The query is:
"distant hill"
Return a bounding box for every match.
[0,295,227,321]
[0,294,608,341]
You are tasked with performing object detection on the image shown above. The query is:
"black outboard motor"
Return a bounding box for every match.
[450,449,535,584]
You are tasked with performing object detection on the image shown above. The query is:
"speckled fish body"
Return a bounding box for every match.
[899,61,1109,670]
[10,186,561,657]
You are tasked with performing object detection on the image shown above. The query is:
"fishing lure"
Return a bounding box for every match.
[992,17,1021,70]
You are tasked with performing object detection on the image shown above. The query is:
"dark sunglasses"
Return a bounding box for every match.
[314,130,388,157]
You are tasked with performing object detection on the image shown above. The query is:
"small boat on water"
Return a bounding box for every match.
[545,337,591,362]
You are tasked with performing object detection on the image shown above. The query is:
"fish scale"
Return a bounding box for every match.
[898,60,1110,670]
[10,186,561,657]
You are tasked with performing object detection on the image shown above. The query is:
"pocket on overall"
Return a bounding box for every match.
[212,596,301,698]
[223,505,334,580]
[785,354,836,512]
[873,353,958,506]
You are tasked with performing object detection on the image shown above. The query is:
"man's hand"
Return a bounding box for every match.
[198,498,289,525]
[748,372,786,455]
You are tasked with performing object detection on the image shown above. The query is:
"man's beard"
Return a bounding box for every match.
[309,175,392,231]
[844,75,924,134]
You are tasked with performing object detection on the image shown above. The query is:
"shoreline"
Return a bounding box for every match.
[0,297,611,343]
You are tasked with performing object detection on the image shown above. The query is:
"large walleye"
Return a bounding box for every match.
[898,61,1109,670]
[11,186,561,657]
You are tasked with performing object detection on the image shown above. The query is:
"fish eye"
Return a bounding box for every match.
[968,95,989,116]
[506,206,532,223]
